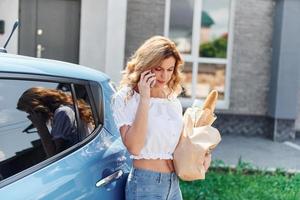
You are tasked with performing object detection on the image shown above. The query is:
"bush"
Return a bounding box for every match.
[200,36,227,58]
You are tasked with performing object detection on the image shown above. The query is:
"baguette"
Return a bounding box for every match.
[195,90,218,127]
[202,90,218,111]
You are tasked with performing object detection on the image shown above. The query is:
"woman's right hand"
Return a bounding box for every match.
[27,111,47,131]
[138,70,156,100]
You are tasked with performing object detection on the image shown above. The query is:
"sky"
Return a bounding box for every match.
[170,0,231,40]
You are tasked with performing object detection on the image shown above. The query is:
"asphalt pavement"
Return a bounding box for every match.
[212,134,300,172]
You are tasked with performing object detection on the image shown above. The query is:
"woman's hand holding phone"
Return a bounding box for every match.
[138,70,156,100]
[27,110,47,130]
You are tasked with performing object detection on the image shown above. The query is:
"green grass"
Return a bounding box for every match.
[180,160,300,200]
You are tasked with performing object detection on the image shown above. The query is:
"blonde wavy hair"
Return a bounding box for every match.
[17,87,94,125]
[120,35,184,97]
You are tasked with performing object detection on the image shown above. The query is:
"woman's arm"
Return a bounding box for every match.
[29,111,66,158]
[35,125,57,157]
[119,70,156,155]
[204,153,212,172]
[28,112,57,157]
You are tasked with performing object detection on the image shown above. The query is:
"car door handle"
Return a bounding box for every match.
[96,169,123,187]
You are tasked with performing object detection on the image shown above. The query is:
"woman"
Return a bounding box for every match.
[112,36,212,199]
[17,87,94,158]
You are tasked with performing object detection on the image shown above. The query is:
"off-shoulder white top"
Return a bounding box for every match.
[111,86,184,160]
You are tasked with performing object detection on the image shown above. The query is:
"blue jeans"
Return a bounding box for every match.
[125,167,183,200]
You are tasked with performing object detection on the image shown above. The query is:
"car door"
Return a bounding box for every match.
[0,73,131,199]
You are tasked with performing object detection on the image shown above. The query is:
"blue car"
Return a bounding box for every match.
[0,53,131,199]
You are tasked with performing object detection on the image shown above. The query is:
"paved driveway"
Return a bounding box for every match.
[213,135,300,171]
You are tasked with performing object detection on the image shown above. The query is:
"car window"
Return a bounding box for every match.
[73,84,96,139]
[89,81,103,123]
[0,79,96,182]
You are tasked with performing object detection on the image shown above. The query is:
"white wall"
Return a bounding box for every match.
[0,0,19,54]
[79,0,108,72]
[105,0,127,84]
[80,0,127,84]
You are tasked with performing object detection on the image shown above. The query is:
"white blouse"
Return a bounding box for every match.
[111,86,184,160]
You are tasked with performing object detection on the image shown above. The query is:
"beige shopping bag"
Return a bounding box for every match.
[173,90,221,181]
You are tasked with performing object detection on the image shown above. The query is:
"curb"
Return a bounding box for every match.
[210,164,300,176]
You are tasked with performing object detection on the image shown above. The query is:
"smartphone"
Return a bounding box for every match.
[140,70,156,88]
[150,69,156,88]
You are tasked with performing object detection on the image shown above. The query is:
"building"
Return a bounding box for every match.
[1,0,299,141]
[0,0,127,84]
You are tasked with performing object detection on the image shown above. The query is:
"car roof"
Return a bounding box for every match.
[0,53,110,82]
